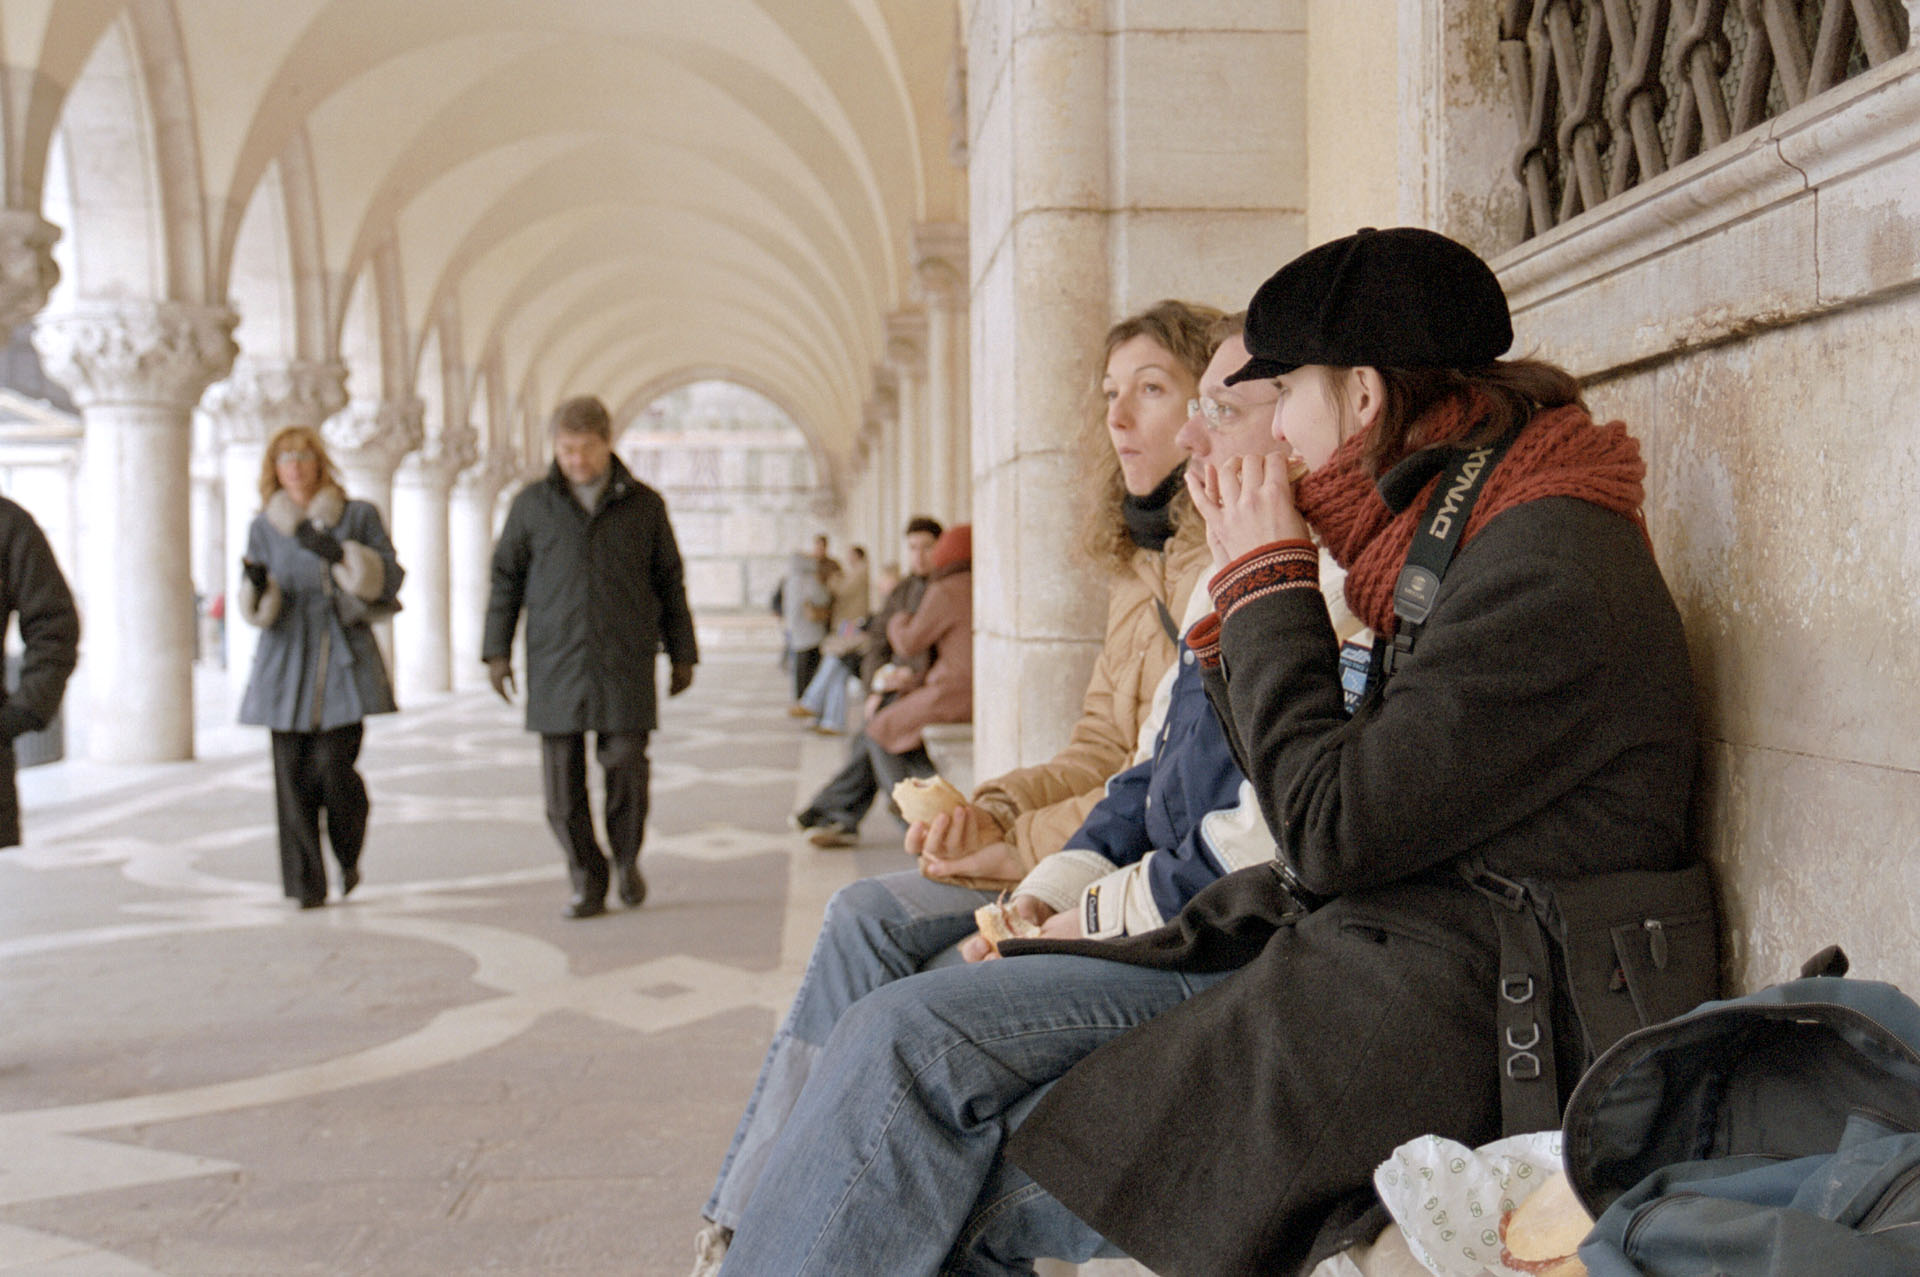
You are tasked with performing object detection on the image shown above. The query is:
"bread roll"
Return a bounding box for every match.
[892,774,967,827]
[1498,1170,1592,1276]
[973,898,1043,955]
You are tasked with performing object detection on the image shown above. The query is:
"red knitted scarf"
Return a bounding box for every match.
[1295,397,1648,636]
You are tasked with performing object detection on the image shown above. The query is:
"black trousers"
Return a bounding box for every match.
[270,723,367,904]
[541,731,650,898]
[792,646,821,701]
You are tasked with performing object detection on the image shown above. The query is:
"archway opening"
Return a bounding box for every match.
[617,380,830,645]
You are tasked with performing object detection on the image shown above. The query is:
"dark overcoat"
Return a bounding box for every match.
[1004,496,1700,1276]
[482,457,698,735]
[0,496,78,847]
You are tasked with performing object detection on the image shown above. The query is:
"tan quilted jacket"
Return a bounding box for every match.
[969,514,1211,877]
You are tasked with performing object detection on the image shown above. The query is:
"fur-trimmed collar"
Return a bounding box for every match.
[265,483,347,535]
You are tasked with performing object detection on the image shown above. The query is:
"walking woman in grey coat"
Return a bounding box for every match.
[237,426,404,908]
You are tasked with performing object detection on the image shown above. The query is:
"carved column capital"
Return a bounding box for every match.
[399,424,480,491]
[865,379,899,430]
[911,223,969,305]
[885,310,928,371]
[202,359,350,449]
[455,445,524,498]
[323,397,425,475]
[33,300,238,409]
[0,210,60,340]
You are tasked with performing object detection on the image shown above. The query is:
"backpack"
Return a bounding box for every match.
[1563,947,1920,1275]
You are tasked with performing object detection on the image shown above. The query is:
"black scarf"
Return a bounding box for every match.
[1122,464,1186,551]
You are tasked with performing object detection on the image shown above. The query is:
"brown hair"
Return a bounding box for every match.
[1330,359,1585,475]
[1209,310,1248,345]
[1076,299,1224,572]
[256,425,340,508]
[549,394,613,439]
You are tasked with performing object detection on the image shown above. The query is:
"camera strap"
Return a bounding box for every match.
[1380,433,1516,678]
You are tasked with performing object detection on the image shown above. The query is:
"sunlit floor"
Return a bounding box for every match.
[0,646,908,1275]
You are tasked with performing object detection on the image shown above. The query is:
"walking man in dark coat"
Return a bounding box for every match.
[482,395,699,918]
[0,495,78,849]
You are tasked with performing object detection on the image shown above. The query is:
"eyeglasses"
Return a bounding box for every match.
[276,449,317,465]
[1186,394,1277,433]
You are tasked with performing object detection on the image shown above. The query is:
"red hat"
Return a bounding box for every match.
[931,524,971,571]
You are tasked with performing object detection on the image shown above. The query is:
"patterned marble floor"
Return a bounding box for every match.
[0,647,908,1275]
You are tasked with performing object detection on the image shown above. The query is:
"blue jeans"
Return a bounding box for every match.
[800,653,856,732]
[704,869,997,1230]
[718,951,1226,1276]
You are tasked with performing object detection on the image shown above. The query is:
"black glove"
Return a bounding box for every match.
[242,558,269,594]
[669,661,695,696]
[295,520,345,564]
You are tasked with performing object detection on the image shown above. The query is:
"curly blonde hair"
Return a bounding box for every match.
[1075,300,1224,572]
[256,426,341,508]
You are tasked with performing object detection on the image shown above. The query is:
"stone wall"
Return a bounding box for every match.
[1438,29,1920,993]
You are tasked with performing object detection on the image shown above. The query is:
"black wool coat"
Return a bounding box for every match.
[1004,496,1699,1277]
[0,497,78,847]
[483,458,699,735]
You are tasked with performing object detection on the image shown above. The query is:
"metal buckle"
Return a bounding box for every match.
[1505,1050,1542,1080]
[1502,975,1534,1004]
[1506,1022,1541,1051]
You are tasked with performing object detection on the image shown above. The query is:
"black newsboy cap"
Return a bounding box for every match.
[1226,227,1513,384]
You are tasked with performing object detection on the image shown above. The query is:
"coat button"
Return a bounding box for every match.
[1182,650,1194,666]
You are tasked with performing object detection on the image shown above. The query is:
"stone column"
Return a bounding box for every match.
[450,448,520,689]
[887,313,927,522]
[853,431,885,557]
[0,211,60,343]
[33,301,237,762]
[201,359,351,698]
[188,421,223,665]
[965,2,1306,776]
[391,428,477,699]
[914,223,969,522]
[865,384,899,560]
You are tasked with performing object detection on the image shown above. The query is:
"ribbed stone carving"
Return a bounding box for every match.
[32,300,238,408]
[202,359,350,448]
[455,444,525,497]
[399,424,480,489]
[323,397,425,469]
[0,211,60,340]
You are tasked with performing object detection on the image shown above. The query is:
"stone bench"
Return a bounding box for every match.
[919,721,974,795]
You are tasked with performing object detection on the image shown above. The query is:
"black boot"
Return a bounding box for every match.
[566,855,609,919]
[616,859,647,908]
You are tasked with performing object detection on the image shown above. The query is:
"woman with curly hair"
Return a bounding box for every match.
[236,425,404,909]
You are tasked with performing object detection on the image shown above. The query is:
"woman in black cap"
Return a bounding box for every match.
[710,230,1710,1276]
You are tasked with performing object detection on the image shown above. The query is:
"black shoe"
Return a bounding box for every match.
[341,866,360,898]
[564,894,607,919]
[617,862,647,907]
[789,808,823,832]
[298,896,326,910]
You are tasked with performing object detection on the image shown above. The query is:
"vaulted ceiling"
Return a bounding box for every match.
[0,0,965,473]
